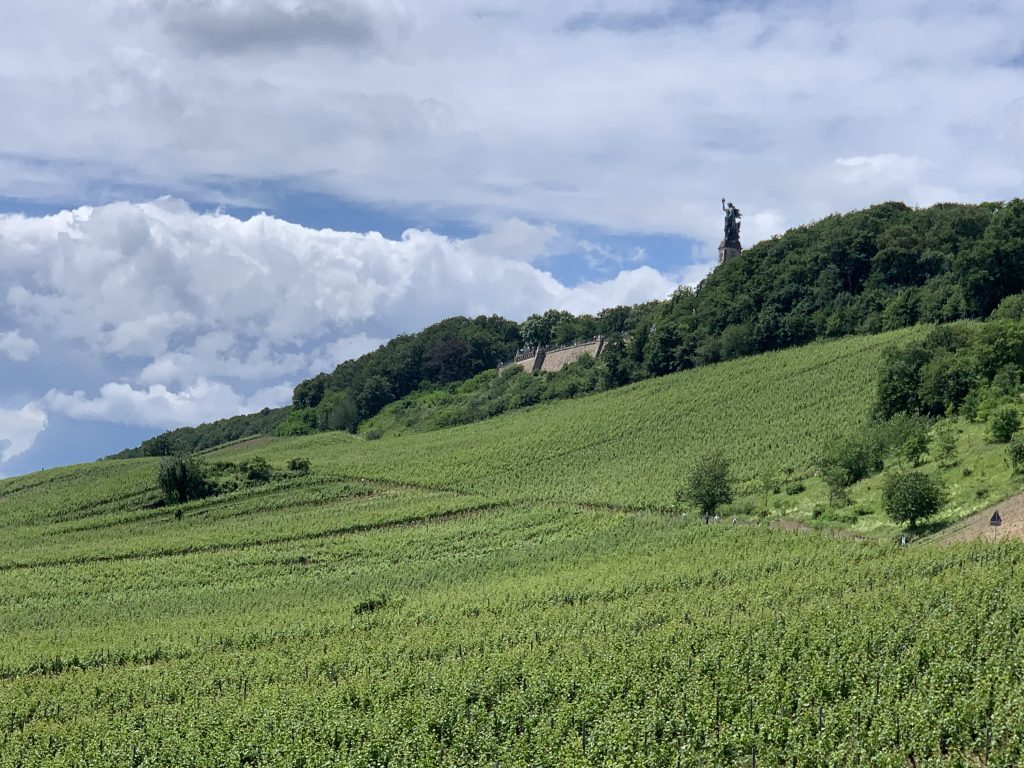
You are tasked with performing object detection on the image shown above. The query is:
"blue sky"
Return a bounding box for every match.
[2,0,1024,477]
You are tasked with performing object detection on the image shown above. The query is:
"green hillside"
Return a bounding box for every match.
[232,330,919,508]
[5,328,1024,765]
[117,199,1024,459]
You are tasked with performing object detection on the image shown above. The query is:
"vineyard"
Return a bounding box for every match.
[222,330,925,508]
[4,328,1024,766]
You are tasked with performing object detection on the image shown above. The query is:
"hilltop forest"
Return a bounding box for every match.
[116,199,1024,457]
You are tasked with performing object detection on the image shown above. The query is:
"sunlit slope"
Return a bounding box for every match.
[8,327,1024,766]
[213,329,922,506]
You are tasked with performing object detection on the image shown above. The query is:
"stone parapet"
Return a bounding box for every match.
[498,336,605,375]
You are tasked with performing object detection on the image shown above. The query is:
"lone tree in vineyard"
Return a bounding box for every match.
[882,470,946,528]
[678,451,734,518]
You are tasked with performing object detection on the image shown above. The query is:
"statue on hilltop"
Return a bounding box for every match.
[719,198,742,266]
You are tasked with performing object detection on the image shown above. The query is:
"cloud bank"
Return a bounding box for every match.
[1,1,1021,241]
[0,199,677,466]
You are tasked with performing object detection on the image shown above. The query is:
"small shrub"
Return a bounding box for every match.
[784,481,806,496]
[353,595,388,615]
[1009,433,1024,474]
[932,422,958,468]
[882,470,947,527]
[287,457,311,475]
[989,406,1020,443]
[821,506,859,524]
[725,497,758,517]
[811,504,826,520]
[239,456,273,484]
[899,427,930,467]
[365,429,383,441]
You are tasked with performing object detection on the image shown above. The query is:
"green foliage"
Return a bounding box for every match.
[156,454,211,509]
[992,293,1024,322]
[874,319,1024,423]
[881,470,947,526]
[817,432,883,505]
[897,417,931,466]
[317,390,358,432]
[1007,432,1024,475]
[287,457,311,475]
[677,452,733,517]
[9,448,1024,764]
[990,405,1021,443]
[933,421,959,467]
[239,456,273,484]
[9,325,1024,765]
[274,408,318,437]
[113,407,290,459]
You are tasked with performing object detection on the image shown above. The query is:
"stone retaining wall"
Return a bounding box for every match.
[498,337,605,375]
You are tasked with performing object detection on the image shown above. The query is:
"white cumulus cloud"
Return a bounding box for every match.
[0,330,39,362]
[0,403,47,462]
[0,199,677,447]
[44,380,293,429]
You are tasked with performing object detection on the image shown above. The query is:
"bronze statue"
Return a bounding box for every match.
[721,198,741,247]
[718,198,742,266]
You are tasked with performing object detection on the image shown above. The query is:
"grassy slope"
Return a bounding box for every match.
[5,328,1024,765]
[218,330,921,507]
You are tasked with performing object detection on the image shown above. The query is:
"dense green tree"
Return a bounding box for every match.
[958,200,1024,316]
[989,406,1020,444]
[318,391,359,432]
[356,375,394,418]
[157,454,211,511]
[875,343,929,418]
[882,470,946,527]
[991,293,1024,322]
[1009,433,1024,474]
[677,452,734,518]
[599,336,632,389]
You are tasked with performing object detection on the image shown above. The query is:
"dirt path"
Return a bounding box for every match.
[937,492,1024,543]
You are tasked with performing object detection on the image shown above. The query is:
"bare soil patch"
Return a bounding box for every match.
[939,492,1024,543]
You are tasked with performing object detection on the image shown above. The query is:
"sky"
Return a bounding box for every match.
[1,0,1024,477]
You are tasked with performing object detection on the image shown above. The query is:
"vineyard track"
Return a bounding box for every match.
[935,491,1024,543]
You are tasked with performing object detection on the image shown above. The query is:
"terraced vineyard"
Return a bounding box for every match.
[4,328,1024,766]
[229,330,925,507]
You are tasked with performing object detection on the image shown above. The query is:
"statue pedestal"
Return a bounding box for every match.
[718,242,741,265]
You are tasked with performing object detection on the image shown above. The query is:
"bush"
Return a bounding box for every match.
[990,406,1021,443]
[725,497,758,517]
[239,456,273,484]
[1009,433,1024,474]
[932,422,958,467]
[784,481,806,495]
[287,457,311,474]
[817,433,883,505]
[157,454,212,511]
[882,470,947,527]
[676,452,733,517]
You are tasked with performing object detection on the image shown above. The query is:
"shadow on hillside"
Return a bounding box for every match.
[907,518,955,539]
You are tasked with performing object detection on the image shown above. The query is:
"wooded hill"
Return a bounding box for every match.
[114,199,1024,458]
